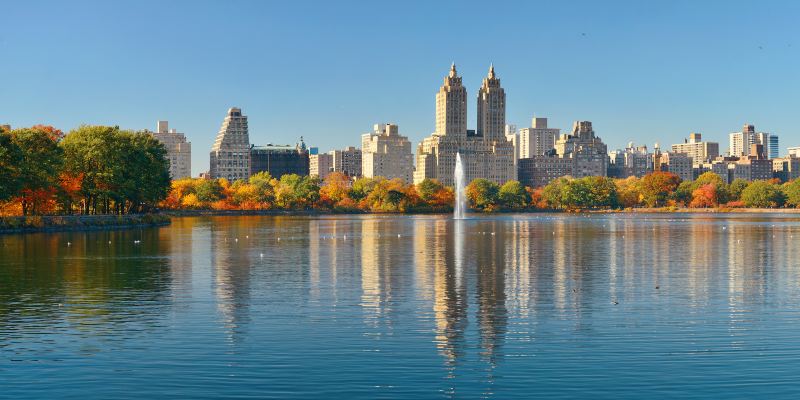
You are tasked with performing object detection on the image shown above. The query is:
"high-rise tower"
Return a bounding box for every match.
[209,107,250,181]
[435,63,467,137]
[476,64,506,141]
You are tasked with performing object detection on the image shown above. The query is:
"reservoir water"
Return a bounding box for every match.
[2,213,800,399]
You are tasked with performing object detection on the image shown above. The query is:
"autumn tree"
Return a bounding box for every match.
[466,178,500,211]
[0,130,22,202]
[639,171,681,207]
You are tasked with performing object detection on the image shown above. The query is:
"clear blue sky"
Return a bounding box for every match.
[2,0,799,175]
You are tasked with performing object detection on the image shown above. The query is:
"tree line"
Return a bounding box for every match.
[0,125,170,215]
[3,124,800,216]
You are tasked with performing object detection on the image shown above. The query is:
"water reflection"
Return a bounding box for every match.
[3,213,800,398]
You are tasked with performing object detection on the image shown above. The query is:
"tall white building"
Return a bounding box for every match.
[310,153,333,179]
[210,107,250,181]
[519,117,559,159]
[414,64,515,186]
[151,120,191,179]
[361,123,414,183]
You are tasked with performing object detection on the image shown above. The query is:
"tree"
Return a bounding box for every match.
[417,179,444,202]
[274,174,319,209]
[639,172,681,207]
[466,178,500,211]
[498,180,530,210]
[741,180,785,208]
[351,177,379,201]
[195,179,224,203]
[689,184,718,208]
[542,177,570,209]
[584,176,618,209]
[784,179,800,208]
[319,172,352,207]
[615,176,641,208]
[689,172,728,206]
[10,126,64,215]
[728,179,749,202]
[0,130,22,202]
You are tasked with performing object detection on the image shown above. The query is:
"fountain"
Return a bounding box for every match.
[454,152,466,219]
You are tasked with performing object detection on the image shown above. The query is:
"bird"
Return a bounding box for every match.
[397,234,401,238]
[260,253,264,258]
[613,301,619,305]
[655,286,660,290]
[134,240,140,244]
[67,242,71,246]
[108,241,111,244]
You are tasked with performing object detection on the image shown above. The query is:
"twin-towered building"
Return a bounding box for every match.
[414,64,516,186]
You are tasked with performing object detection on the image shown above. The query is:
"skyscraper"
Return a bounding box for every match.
[414,64,515,186]
[151,120,192,180]
[210,107,250,181]
[476,64,505,141]
[435,63,467,137]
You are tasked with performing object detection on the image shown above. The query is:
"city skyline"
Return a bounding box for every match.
[3,1,800,176]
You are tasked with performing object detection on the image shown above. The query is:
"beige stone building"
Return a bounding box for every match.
[310,153,333,179]
[361,123,414,182]
[151,121,192,180]
[210,107,250,181]
[414,64,515,186]
[671,133,719,164]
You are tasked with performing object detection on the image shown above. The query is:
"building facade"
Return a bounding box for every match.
[729,124,776,158]
[150,121,192,180]
[210,107,250,181]
[608,143,651,178]
[518,117,559,159]
[310,153,333,179]
[773,156,800,182]
[361,123,414,182]
[329,146,362,177]
[671,133,719,164]
[250,139,309,178]
[658,152,693,181]
[414,64,515,186]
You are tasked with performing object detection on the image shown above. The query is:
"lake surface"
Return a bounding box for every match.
[2,213,800,399]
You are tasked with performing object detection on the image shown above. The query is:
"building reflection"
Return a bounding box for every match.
[210,218,253,343]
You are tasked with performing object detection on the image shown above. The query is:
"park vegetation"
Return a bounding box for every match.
[3,125,800,216]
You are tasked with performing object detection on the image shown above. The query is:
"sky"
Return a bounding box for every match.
[2,0,800,176]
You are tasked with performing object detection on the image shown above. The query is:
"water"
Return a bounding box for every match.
[454,152,466,219]
[2,213,800,399]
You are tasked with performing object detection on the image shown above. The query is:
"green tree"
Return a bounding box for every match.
[542,177,570,209]
[10,126,64,214]
[498,180,530,209]
[416,179,444,203]
[584,176,618,208]
[728,178,749,202]
[466,178,500,211]
[248,171,275,203]
[0,130,22,202]
[351,177,379,201]
[195,179,224,203]
[274,174,319,209]
[740,180,785,208]
[784,179,800,208]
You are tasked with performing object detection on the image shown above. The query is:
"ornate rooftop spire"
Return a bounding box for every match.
[488,63,495,78]
[449,62,457,77]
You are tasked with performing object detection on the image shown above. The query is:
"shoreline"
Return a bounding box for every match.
[0,214,171,234]
[3,207,800,234]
